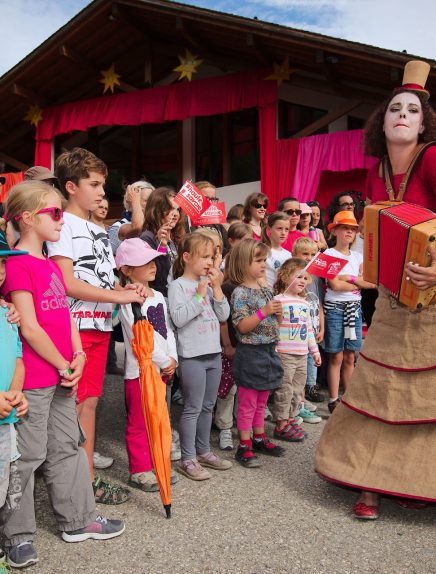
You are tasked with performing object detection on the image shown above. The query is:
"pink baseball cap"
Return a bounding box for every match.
[115,238,163,269]
[300,203,312,215]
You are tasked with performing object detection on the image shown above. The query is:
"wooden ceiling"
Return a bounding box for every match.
[1,0,435,169]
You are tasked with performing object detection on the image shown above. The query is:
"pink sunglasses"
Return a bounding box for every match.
[12,207,63,222]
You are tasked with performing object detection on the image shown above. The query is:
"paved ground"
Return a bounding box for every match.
[30,365,435,574]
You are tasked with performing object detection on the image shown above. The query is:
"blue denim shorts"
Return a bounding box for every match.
[324,304,362,353]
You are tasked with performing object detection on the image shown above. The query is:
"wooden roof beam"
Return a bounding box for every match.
[59,44,137,93]
[246,33,270,66]
[175,16,202,52]
[0,151,28,171]
[11,84,50,107]
[293,99,362,138]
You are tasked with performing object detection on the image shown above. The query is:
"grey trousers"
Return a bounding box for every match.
[178,353,222,461]
[1,385,96,546]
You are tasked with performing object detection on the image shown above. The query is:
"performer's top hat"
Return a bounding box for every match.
[394,60,430,101]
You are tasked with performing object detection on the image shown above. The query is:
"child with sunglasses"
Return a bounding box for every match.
[277,197,305,252]
[1,181,125,569]
[243,192,268,240]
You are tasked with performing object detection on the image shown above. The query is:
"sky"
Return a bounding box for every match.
[1,0,436,76]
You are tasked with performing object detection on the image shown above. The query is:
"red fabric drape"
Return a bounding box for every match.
[35,70,277,172]
[0,172,24,202]
[276,138,300,204]
[259,101,278,208]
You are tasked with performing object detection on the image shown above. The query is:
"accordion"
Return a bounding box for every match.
[364,201,436,310]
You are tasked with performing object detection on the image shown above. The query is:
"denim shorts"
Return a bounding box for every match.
[324,304,362,353]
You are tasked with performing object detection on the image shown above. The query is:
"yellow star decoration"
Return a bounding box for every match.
[173,49,203,82]
[24,104,43,127]
[99,64,121,94]
[265,56,296,86]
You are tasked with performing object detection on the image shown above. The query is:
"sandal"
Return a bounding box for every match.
[273,423,305,442]
[93,477,130,505]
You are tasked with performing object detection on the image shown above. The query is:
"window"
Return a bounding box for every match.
[278,101,327,138]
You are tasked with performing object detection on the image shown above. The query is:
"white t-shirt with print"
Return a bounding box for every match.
[46,212,115,331]
[265,247,292,290]
[324,247,362,303]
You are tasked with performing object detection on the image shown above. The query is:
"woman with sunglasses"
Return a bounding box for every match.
[243,192,269,240]
[277,197,305,252]
[307,201,328,251]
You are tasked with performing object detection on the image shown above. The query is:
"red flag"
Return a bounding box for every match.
[174,181,211,219]
[306,252,348,279]
[190,201,227,226]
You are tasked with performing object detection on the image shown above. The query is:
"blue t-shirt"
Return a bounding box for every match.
[0,306,22,424]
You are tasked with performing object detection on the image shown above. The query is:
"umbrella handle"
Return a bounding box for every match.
[131,302,144,323]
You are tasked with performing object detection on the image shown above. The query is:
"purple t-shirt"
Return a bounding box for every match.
[2,255,72,390]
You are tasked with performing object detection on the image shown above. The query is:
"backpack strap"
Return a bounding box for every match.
[381,141,436,201]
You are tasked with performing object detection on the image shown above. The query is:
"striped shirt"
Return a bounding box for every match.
[275,295,319,356]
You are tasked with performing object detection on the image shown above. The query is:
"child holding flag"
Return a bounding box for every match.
[323,211,376,413]
[272,259,322,442]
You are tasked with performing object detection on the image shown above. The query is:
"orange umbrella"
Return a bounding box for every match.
[131,303,172,518]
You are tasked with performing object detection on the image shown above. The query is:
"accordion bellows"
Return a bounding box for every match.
[364,201,436,309]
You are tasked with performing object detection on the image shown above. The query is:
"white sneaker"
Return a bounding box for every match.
[93,452,114,470]
[219,429,234,451]
[170,442,181,461]
[303,400,317,413]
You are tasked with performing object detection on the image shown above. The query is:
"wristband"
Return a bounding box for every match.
[350,275,357,285]
[73,351,87,360]
[58,368,73,377]
[194,293,203,302]
[157,245,167,253]
[256,309,266,321]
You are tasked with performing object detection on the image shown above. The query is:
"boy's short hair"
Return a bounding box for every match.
[55,147,108,197]
[292,237,318,256]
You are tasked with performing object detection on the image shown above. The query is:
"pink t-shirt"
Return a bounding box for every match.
[2,255,72,390]
[282,230,305,253]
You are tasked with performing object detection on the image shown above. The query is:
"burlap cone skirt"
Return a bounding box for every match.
[315,289,436,501]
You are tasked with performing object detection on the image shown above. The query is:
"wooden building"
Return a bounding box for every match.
[0,0,435,209]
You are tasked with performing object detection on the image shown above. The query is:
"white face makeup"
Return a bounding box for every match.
[383,92,424,145]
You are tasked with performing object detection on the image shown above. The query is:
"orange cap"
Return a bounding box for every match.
[327,210,359,232]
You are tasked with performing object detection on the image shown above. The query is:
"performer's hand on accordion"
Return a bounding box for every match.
[406,243,436,290]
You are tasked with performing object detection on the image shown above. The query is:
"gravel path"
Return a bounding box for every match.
[29,368,435,574]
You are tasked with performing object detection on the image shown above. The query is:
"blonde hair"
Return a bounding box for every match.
[274,258,306,296]
[195,181,216,193]
[5,180,61,231]
[226,238,269,286]
[193,227,223,252]
[261,211,290,246]
[292,237,318,256]
[172,233,215,280]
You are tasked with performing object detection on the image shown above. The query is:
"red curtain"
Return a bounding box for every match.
[35,70,277,173]
[276,138,300,205]
[259,101,278,208]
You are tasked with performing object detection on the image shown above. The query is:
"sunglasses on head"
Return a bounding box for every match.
[253,202,268,209]
[284,209,302,216]
[14,207,63,222]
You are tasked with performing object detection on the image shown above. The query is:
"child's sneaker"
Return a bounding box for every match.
[93,451,114,469]
[273,423,305,442]
[299,407,322,424]
[62,515,125,542]
[234,444,261,468]
[129,471,159,492]
[219,429,234,451]
[92,477,130,505]
[7,542,38,569]
[305,384,324,403]
[178,459,211,481]
[302,400,317,412]
[252,434,285,457]
[293,415,303,425]
[197,452,232,471]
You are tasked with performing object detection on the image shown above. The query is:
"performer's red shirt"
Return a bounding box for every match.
[366,146,436,211]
